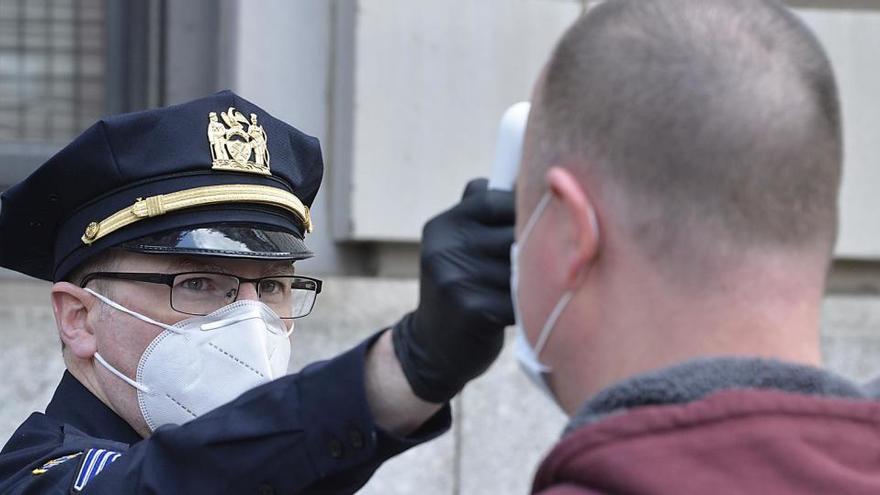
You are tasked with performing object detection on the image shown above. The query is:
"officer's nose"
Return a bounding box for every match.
[236,282,260,302]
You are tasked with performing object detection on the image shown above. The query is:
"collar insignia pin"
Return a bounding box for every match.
[31,452,83,475]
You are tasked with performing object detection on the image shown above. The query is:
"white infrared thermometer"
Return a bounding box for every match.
[488,102,531,192]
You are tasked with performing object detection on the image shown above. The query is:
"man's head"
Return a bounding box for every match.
[0,91,325,435]
[516,0,842,412]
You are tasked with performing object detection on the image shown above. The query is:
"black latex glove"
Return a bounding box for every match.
[391,178,515,403]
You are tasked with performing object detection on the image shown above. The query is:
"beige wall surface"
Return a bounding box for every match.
[340,0,580,242]
[797,9,880,259]
[211,0,880,278]
[334,2,880,262]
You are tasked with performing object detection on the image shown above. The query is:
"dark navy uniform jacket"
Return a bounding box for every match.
[0,337,451,494]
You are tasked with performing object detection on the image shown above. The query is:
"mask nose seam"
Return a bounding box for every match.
[207,342,266,379]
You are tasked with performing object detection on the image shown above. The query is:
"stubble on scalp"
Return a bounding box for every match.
[525,0,842,275]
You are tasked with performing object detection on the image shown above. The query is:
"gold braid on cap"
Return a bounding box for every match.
[81,184,313,245]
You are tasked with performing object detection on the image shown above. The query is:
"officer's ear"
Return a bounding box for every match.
[51,282,97,359]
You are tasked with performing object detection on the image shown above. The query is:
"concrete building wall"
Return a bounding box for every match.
[323,1,880,260]
[218,1,880,276]
[337,0,580,242]
[798,8,880,259]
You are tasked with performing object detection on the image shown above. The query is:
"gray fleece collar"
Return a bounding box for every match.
[565,357,868,435]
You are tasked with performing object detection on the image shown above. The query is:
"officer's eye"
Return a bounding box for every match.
[258,279,283,295]
[178,277,215,292]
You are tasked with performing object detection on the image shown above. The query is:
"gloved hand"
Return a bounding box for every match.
[391,178,515,403]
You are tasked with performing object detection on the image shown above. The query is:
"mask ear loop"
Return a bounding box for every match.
[85,288,174,395]
[533,291,574,357]
[520,193,552,242]
[93,352,153,395]
[85,288,181,334]
[528,194,602,360]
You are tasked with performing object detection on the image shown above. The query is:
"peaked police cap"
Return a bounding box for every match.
[0,90,323,281]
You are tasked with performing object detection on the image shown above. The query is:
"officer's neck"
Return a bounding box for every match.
[64,351,150,438]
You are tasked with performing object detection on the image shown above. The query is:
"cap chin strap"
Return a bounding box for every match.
[93,352,152,395]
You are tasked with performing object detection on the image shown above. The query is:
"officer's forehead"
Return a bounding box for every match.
[112,251,296,275]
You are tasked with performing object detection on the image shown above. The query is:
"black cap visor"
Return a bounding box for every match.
[54,204,312,281]
[118,224,312,260]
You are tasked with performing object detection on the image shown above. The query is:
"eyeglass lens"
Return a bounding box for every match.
[171,273,317,318]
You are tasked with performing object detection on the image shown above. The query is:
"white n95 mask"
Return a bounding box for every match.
[87,289,292,431]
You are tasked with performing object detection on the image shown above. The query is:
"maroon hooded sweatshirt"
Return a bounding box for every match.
[532,359,880,494]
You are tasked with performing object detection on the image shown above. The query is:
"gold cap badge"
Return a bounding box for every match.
[208,107,271,175]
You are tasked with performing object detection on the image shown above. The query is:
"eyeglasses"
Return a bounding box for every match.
[79,271,323,319]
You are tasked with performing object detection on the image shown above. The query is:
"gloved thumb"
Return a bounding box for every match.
[461,178,489,200]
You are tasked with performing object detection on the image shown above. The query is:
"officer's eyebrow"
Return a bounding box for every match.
[260,261,296,277]
[166,257,226,273]
[165,257,296,276]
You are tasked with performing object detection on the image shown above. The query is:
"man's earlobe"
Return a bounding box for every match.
[547,166,601,288]
[51,282,97,359]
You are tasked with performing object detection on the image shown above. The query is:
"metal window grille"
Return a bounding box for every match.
[0,0,106,142]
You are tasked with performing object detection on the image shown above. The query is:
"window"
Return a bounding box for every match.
[0,0,107,142]
[0,0,162,189]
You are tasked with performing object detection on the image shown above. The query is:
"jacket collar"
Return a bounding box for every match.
[565,357,867,435]
[45,370,142,445]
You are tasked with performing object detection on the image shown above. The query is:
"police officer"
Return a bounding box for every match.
[0,91,514,493]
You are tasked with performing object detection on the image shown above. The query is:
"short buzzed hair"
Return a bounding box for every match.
[527,0,842,263]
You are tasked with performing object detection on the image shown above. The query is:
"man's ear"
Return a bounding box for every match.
[51,282,97,359]
[547,166,601,288]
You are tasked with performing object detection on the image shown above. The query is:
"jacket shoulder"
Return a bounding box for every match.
[1,413,64,466]
[533,389,880,494]
[0,413,127,495]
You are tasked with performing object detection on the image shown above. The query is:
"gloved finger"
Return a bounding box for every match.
[459,256,511,292]
[447,275,514,323]
[468,289,515,327]
[458,188,515,226]
[465,225,514,258]
[483,295,514,327]
[461,178,489,200]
